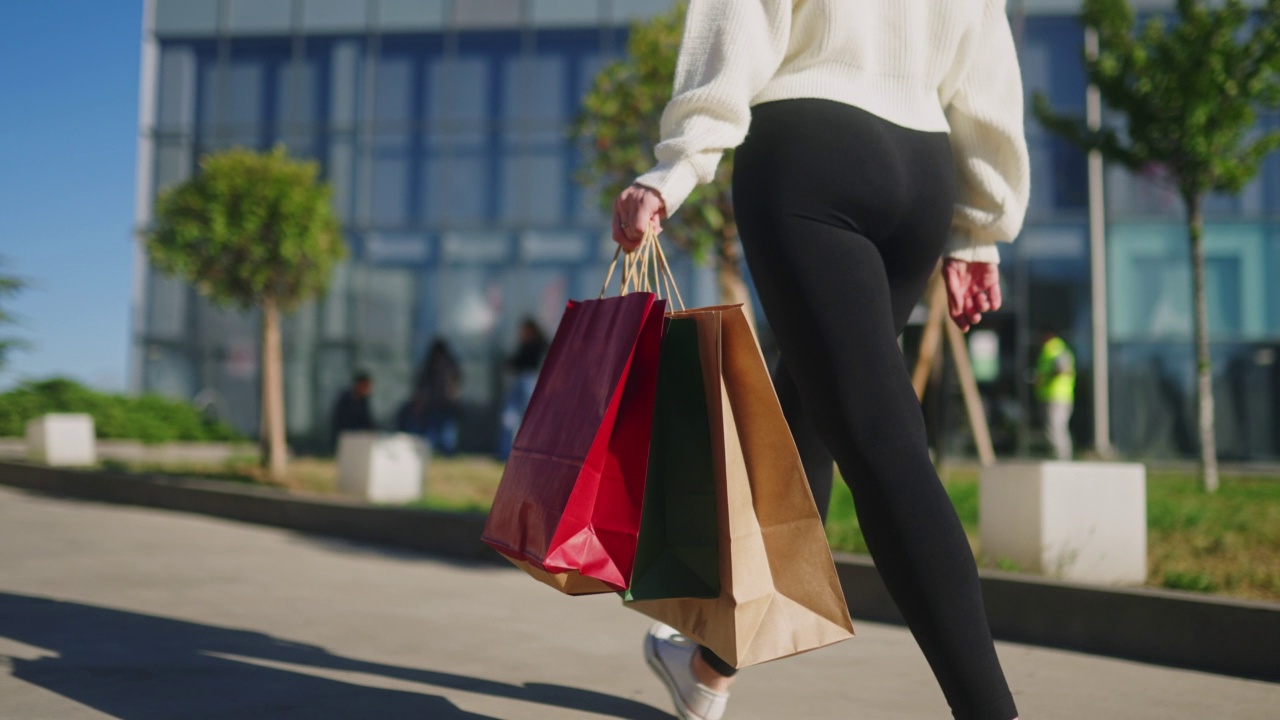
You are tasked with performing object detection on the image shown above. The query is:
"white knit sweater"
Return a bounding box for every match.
[635,0,1031,264]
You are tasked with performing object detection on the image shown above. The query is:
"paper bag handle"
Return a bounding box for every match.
[599,227,685,311]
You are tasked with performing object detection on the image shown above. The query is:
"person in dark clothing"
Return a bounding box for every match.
[397,339,463,455]
[508,318,549,374]
[331,370,375,451]
[497,318,548,459]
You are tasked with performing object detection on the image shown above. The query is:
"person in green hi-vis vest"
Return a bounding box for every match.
[1036,332,1076,460]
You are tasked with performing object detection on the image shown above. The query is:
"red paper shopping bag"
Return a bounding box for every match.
[482,292,665,592]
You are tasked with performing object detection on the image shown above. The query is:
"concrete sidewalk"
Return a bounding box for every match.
[0,486,1274,719]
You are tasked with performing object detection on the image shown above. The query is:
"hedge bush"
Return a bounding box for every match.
[0,378,243,444]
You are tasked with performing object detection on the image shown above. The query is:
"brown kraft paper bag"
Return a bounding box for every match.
[625,304,855,669]
[506,558,615,596]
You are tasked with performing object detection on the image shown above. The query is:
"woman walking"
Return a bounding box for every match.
[613,2,1029,719]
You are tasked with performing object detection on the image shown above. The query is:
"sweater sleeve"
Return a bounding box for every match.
[634,0,791,215]
[940,0,1031,265]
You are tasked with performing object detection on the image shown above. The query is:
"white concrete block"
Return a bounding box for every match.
[336,432,429,503]
[25,414,97,467]
[980,461,1147,585]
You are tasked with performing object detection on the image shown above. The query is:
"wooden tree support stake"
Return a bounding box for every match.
[911,268,997,466]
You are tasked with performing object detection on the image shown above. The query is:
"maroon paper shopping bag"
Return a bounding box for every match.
[482,292,665,593]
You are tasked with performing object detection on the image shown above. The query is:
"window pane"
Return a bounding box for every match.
[1026,134,1087,216]
[228,0,293,34]
[347,264,417,415]
[326,39,362,129]
[143,346,197,403]
[1206,257,1243,335]
[1109,223,1269,341]
[375,53,416,128]
[504,55,566,121]
[1106,164,1181,218]
[146,271,190,340]
[350,264,417,354]
[304,0,367,33]
[429,56,491,146]
[1269,226,1280,335]
[371,147,413,228]
[379,0,447,31]
[533,0,602,26]
[434,266,502,402]
[157,44,198,131]
[500,267,570,344]
[575,175,608,224]
[1021,16,1086,112]
[155,140,195,192]
[576,53,606,103]
[455,0,522,29]
[226,60,264,129]
[1266,114,1280,212]
[326,137,359,222]
[427,154,489,223]
[155,0,219,35]
[501,153,527,223]
[196,48,220,131]
[503,152,565,224]
[280,53,324,132]
[230,41,292,123]
[504,55,567,143]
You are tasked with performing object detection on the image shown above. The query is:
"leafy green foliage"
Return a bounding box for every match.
[1033,0,1280,201]
[0,378,243,443]
[825,468,981,556]
[569,2,736,264]
[148,147,345,311]
[0,256,29,373]
[1163,570,1217,593]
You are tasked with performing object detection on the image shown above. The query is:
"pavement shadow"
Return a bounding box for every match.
[0,592,672,720]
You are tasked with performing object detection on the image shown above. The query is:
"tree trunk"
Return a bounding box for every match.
[260,296,288,482]
[1187,195,1219,493]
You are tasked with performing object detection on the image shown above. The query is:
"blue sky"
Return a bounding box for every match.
[0,2,142,391]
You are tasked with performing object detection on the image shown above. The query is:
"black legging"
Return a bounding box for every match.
[697,99,1017,720]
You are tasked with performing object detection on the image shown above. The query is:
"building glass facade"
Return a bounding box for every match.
[134,0,1280,460]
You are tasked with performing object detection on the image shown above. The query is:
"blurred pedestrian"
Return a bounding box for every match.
[1036,332,1076,460]
[330,370,375,451]
[398,338,463,455]
[497,318,548,460]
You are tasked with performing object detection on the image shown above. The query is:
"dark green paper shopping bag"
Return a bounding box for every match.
[625,316,720,601]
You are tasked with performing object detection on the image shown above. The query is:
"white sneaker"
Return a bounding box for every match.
[643,623,729,720]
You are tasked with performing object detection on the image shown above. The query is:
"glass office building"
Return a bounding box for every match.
[133,0,1280,459]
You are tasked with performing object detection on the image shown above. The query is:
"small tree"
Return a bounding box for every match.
[1034,0,1280,492]
[0,256,29,375]
[570,3,752,321]
[148,147,345,480]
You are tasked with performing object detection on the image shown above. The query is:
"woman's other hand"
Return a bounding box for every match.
[943,259,1002,333]
[612,184,667,251]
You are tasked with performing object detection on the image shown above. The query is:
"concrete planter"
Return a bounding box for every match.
[25,414,97,467]
[980,461,1147,585]
[336,431,429,503]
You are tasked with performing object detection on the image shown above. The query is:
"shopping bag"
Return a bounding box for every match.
[625,304,855,668]
[482,291,665,593]
[625,315,720,602]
